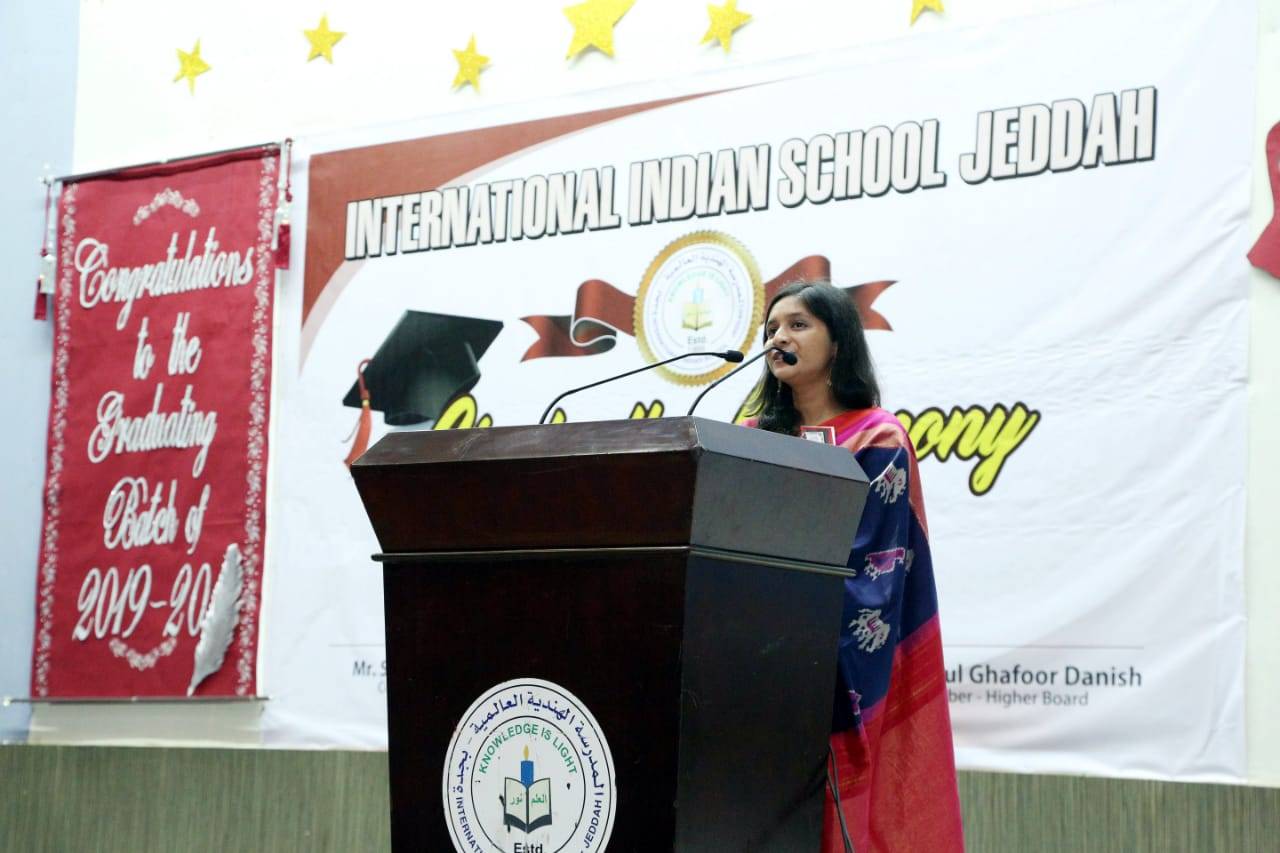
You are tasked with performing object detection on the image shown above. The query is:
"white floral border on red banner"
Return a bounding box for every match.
[32,182,78,696]
[234,155,277,695]
[132,188,201,226]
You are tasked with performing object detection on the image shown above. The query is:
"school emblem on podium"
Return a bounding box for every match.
[443,678,617,853]
[634,231,764,386]
[502,746,553,833]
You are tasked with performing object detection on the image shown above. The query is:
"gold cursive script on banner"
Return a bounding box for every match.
[896,403,1040,496]
[431,395,494,431]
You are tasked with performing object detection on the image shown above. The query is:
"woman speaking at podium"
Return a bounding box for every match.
[745,281,965,853]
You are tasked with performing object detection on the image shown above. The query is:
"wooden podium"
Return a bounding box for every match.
[351,417,868,852]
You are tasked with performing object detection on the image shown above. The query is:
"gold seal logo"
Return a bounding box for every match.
[633,232,764,385]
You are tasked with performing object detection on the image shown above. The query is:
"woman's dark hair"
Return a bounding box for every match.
[744,279,880,435]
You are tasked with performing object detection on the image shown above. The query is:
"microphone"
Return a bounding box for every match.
[686,347,795,417]
[538,350,744,424]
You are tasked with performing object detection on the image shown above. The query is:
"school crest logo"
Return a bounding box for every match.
[634,231,764,386]
[443,678,616,853]
[503,745,553,832]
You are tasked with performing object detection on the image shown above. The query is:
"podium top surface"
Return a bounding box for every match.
[351,416,869,566]
[355,416,856,475]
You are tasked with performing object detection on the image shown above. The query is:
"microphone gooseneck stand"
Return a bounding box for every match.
[686,347,796,417]
[538,349,744,425]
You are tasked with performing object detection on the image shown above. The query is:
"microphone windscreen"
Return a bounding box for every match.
[723,350,745,363]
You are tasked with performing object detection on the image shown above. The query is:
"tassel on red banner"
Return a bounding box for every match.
[35,180,54,321]
[34,277,48,321]
[274,138,293,270]
[343,358,373,468]
[274,219,291,270]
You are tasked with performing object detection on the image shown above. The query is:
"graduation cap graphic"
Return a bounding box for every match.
[342,310,503,465]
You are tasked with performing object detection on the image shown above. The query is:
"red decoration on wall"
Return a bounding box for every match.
[32,147,277,698]
[1249,120,1280,279]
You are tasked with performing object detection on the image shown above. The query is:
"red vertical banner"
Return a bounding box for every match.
[32,148,277,698]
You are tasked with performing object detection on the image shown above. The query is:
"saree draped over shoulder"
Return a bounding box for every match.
[820,408,964,853]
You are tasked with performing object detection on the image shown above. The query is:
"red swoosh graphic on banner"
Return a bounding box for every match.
[520,256,895,360]
[1248,120,1280,278]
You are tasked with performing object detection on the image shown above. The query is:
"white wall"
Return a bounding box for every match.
[3,0,1278,783]
[1247,0,1280,786]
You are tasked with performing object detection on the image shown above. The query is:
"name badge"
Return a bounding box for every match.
[799,425,836,445]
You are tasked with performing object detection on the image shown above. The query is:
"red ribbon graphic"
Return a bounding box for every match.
[520,256,895,361]
[1248,120,1280,279]
[763,256,895,331]
[520,279,637,360]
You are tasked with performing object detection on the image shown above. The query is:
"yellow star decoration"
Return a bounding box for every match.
[452,35,490,91]
[173,40,211,94]
[564,0,635,59]
[702,1,751,53]
[304,15,345,63]
[911,0,944,25]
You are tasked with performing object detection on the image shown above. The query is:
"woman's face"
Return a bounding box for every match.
[764,295,837,391]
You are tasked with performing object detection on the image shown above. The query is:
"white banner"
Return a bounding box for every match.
[263,0,1252,779]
